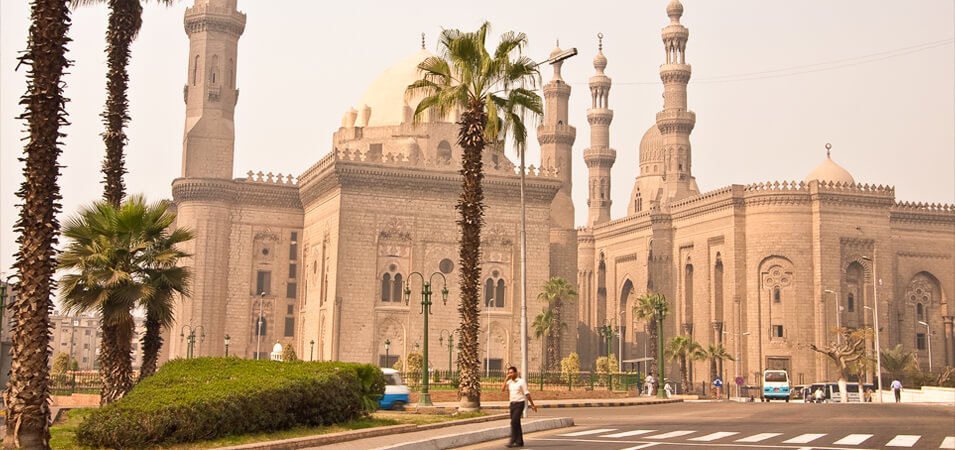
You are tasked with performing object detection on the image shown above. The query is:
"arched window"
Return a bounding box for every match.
[192,55,200,86]
[228,58,234,88]
[714,255,724,321]
[635,190,642,212]
[381,273,392,302]
[210,55,218,84]
[392,273,403,303]
[916,303,924,321]
[773,286,781,303]
[437,141,452,162]
[847,293,855,312]
[495,279,506,308]
[484,278,494,307]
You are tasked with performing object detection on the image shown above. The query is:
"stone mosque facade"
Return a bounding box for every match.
[167,0,955,386]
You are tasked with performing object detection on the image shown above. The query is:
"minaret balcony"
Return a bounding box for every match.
[659,64,692,83]
[586,110,614,125]
[583,147,617,164]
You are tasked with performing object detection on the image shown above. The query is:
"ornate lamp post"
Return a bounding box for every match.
[404,271,449,407]
[384,339,391,367]
[655,300,667,399]
[255,292,266,360]
[180,325,205,359]
[918,321,933,373]
[723,330,750,398]
[224,334,231,357]
[439,329,458,376]
[860,254,883,402]
[598,323,617,358]
[310,339,315,361]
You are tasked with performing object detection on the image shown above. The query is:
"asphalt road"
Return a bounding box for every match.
[458,401,955,450]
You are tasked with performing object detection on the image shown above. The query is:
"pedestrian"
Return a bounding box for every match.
[664,379,673,398]
[712,376,723,399]
[813,387,825,403]
[802,385,812,403]
[502,366,537,448]
[891,379,902,403]
[864,387,873,403]
[645,373,655,396]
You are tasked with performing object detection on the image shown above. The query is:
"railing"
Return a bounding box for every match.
[50,371,104,396]
[395,370,644,393]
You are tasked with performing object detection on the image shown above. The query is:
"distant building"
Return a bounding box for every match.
[49,311,145,371]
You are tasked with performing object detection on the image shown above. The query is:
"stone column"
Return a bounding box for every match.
[943,316,954,367]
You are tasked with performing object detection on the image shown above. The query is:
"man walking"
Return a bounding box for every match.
[891,379,903,403]
[712,375,723,399]
[502,366,537,448]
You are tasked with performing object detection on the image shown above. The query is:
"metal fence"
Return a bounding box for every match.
[396,370,644,393]
[50,371,103,396]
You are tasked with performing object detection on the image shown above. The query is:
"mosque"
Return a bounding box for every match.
[167,0,955,387]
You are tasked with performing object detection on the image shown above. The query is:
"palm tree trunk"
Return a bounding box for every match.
[99,314,134,405]
[4,1,71,448]
[680,356,689,393]
[138,313,163,381]
[550,301,562,370]
[101,0,142,207]
[455,99,487,411]
[647,321,658,375]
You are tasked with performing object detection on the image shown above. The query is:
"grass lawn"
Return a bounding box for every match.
[50,409,485,449]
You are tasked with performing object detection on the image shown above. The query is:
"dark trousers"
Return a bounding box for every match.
[894,388,901,403]
[509,401,525,445]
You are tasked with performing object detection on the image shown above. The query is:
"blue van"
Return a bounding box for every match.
[378,368,410,410]
[761,370,791,402]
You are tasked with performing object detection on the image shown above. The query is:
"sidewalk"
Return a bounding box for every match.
[433,395,682,409]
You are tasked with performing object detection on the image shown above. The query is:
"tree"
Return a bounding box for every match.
[59,196,192,404]
[880,344,917,382]
[807,328,867,403]
[560,352,580,390]
[281,343,298,362]
[537,277,577,371]
[702,343,734,382]
[665,335,705,393]
[407,22,542,411]
[633,293,668,376]
[533,309,559,371]
[4,0,72,447]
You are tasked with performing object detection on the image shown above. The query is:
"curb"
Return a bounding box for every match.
[217,413,510,450]
[478,399,683,409]
[374,417,575,450]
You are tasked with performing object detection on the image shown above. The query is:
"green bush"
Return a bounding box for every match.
[76,358,384,448]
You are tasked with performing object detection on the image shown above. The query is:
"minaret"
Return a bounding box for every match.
[584,34,616,227]
[538,43,578,359]
[181,0,246,179]
[657,0,698,202]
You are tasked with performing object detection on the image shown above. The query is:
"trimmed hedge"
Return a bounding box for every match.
[76,358,385,448]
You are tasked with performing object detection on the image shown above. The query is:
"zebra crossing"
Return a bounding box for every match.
[552,427,955,448]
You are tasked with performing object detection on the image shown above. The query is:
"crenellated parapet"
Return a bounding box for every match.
[894,201,955,212]
[243,171,297,185]
[891,201,955,226]
[184,3,246,38]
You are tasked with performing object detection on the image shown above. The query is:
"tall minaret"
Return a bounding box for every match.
[657,0,699,202]
[181,0,246,179]
[584,34,616,227]
[538,43,578,359]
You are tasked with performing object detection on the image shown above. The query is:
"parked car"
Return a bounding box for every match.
[805,382,875,403]
[379,368,409,410]
[761,369,791,402]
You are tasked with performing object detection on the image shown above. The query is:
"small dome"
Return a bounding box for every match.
[549,46,564,60]
[355,48,434,127]
[639,124,663,163]
[593,51,607,72]
[667,0,684,21]
[806,153,855,185]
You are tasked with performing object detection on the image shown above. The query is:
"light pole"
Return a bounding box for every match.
[519,47,580,394]
[654,301,668,399]
[723,330,750,398]
[860,254,883,402]
[180,325,205,359]
[405,271,449,407]
[224,334,231,357]
[485,298,492,377]
[918,321,933,373]
[824,289,842,344]
[383,339,390,367]
[439,329,457,376]
[310,339,315,362]
[255,292,266,360]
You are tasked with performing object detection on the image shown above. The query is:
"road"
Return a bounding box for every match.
[458,401,955,450]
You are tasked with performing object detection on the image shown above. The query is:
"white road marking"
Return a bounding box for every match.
[618,444,660,450]
[644,430,696,439]
[942,436,955,449]
[833,434,873,445]
[885,435,921,447]
[688,431,739,441]
[557,428,618,436]
[601,430,657,438]
[736,433,783,442]
[783,433,827,444]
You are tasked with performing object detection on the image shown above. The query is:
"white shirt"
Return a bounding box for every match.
[506,377,530,403]
[891,380,902,390]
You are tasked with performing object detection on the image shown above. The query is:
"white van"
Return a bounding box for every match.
[378,368,410,410]
[761,370,791,402]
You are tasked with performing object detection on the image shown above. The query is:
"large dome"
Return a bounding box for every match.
[354,49,434,127]
[639,124,662,163]
[805,153,855,184]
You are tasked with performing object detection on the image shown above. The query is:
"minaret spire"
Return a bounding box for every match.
[658,0,698,202]
[584,33,615,226]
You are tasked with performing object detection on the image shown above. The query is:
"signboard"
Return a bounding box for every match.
[735,376,745,386]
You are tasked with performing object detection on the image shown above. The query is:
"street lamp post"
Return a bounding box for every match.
[723,330,750,398]
[255,292,266,360]
[860,254,883,402]
[655,302,667,399]
[310,339,316,362]
[224,334,231,357]
[824,289,842,344]
[918,321,933,373]
[384,339,391,367]
[180,325,205,359]
[405,271,449,407]
[439,329,457,376]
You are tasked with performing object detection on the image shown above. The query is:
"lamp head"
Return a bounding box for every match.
[441,286,449,305]
[824,289,835,294]
[918,321,929,327]
[224,334,231,345]
[404,286,411,304]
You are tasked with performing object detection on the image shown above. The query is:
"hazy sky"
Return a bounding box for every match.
[1,0,953,275]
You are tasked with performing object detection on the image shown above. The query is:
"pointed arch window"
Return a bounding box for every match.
[392,273,403,304]
[916,303,924,321]
[484,272,507,308]
[437,140,452,163]
[210,55,219,84]
[381,273,392,302]
[773,286,781,304]
[635,190,642,212]
[192,55,200,86]
[847,293,855,312]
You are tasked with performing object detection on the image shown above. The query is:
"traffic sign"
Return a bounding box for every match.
[735,376,745,386]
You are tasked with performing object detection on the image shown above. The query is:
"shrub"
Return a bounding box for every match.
[76,358,384,448]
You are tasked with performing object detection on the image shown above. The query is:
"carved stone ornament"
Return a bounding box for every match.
[905,273,937,306]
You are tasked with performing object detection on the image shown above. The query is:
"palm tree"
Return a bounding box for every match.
[665,335,705,393]
[633,293,668,376]
[880,344,917,382]
[407,22,542,411]
[3,0,72,447]
[533,309,559,371]
[537,277,577,370]
[59,196,191,404]
[702,343,734,382]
